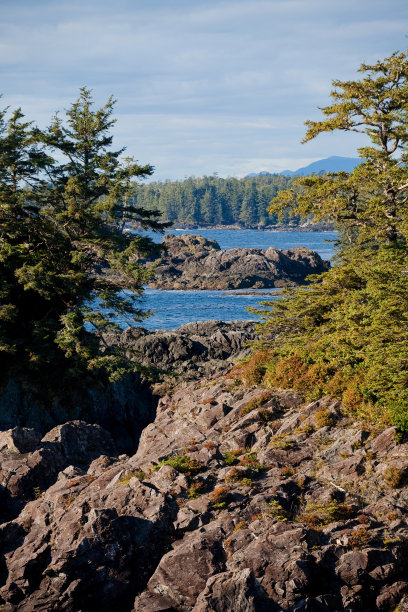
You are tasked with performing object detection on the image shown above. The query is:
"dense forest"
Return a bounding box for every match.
[130,174,300,227]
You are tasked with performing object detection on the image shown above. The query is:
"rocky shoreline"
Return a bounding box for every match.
[148,234,330,290]
[1,320,408,611]
[1,371,408,610]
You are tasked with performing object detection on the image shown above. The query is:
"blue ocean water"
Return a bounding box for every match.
[146,228,337,260]
[137,229,337,330]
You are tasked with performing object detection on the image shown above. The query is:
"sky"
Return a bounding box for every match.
[1,0,407,181]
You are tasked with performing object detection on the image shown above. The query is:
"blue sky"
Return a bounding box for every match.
[1,0,407,180]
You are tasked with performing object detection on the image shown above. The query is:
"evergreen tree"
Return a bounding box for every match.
[239,181,259,226]
[130,174,294,227]
[0,89,165,401]
[251,50,408,429]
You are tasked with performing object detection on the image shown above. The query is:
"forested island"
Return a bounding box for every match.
[129,173,297,227]
[1,51,408,611]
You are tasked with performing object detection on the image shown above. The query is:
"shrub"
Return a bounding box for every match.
[264,500,288,521]
[209,486,230,506]
[384,466,405,488]
[270,436,295,450]
[299,500,353,528]
[223,449,243,465]
[348,527,370,549]
[239,351,272,386]
[238,452,265,473]
[225,467,241,483]
[202,398,217,406]
[118,469,145,485]
[314,408,336,429]
[233,521,247,531]
[280,466,295,478]
[202,441,217,450]
[239,391,273,418]
[188,479,206,499]
[153,454,203,476]
[258,408,275,423]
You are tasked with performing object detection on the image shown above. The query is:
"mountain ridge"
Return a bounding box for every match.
[246,155,360,178]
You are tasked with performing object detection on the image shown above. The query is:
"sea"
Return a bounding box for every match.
[131,228,337,331]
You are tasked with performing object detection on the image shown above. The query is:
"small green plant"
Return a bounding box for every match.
[264,500,288,521]
[223,448,243,465]
[298,500,353,528]
[33,486,42,499]
[270,436,295,450]
[209,485,230,509]
[212,501,227,510]
[188,479,206,499]
[239,391,273,417]
[314,408,336,429]
[383,537,402,548]
[239,452,265,474]
[241,477,253,487]
[384,465,405,488]
[153,454,203,476]
[294,423,315,435]
[118,469,145,485]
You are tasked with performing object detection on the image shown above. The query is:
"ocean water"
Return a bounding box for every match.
[136,228,337,330]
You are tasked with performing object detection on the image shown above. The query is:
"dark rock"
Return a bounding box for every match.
[148,234,330,290]
[42,420,116,464]
[112,320,256,387]
[192,568,276,611]
[145,523,229,609]
[0,372,157,455]
[0,427,42,454]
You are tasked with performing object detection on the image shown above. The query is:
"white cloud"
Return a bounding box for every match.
[0,0,406,179]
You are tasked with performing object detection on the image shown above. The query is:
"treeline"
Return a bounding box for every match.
[131,174,298,226]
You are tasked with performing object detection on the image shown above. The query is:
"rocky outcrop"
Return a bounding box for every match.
[0,322,255,454]
[1,374,408,611]
[0,373,156,456]
[148,234,329,290]
[112,320,255,390]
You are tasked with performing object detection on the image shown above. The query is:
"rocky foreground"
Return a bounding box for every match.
[148,234,329,290]
[1,370,408,611]
[0,321,255,454]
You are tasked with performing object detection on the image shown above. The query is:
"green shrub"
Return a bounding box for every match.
[118,469,145,485]
[239,391,273,418]
[298,500,353,528]
[153,454,203,476]
[223,449,243,465]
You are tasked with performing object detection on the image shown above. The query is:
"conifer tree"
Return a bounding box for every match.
[252,50,408,429]
[0,89,165,400]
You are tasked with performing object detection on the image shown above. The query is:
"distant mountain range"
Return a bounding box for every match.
[246,156,360,178]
